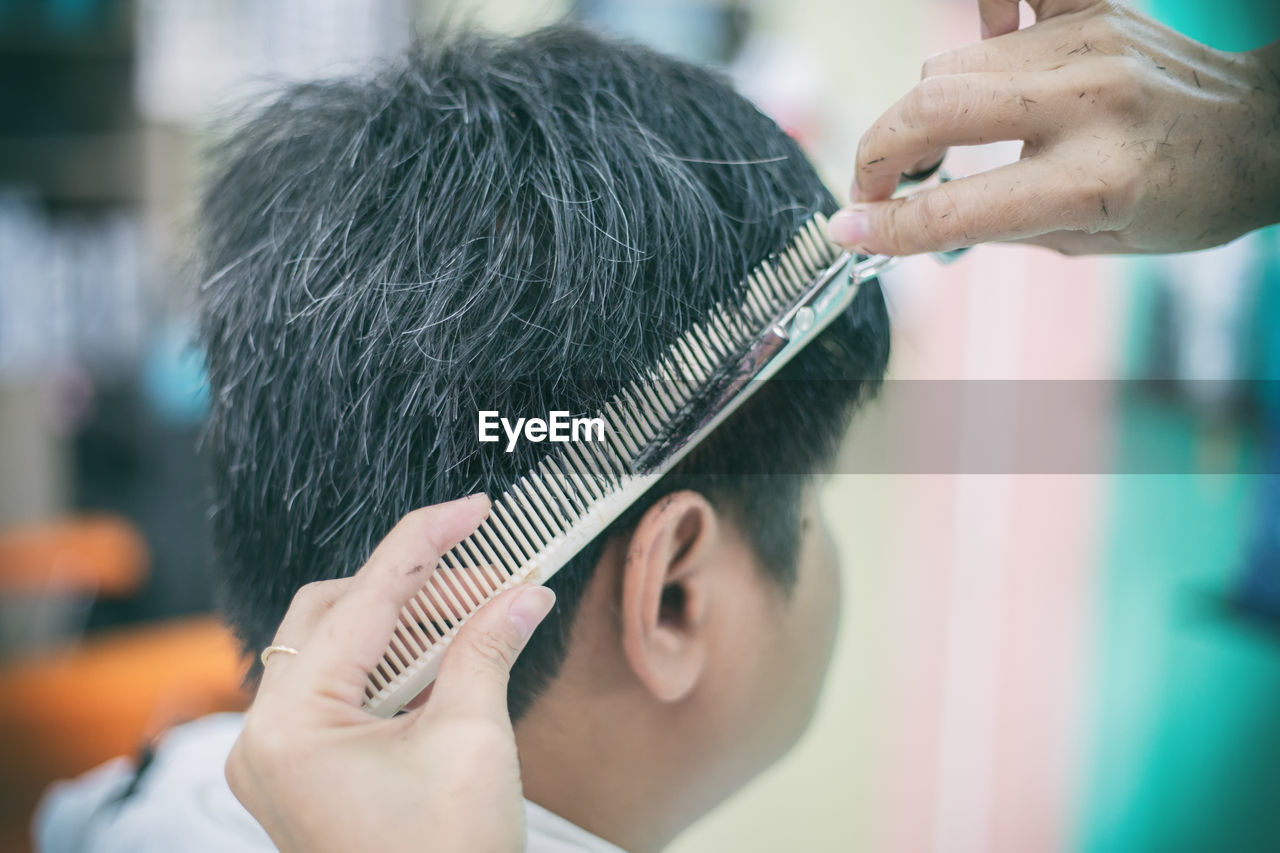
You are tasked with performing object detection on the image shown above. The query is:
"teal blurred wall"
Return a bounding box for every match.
[1085,4,1280,851]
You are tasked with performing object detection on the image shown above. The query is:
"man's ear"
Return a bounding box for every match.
[620,490,719,703]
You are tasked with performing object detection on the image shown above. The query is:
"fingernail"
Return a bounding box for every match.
[508,586,556,643]
[903,155,945,181]
[980,21,990,39]
[443,492,489,508]
[828,207,870,249]
[452,492,490,512]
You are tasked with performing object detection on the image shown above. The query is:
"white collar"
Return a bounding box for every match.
[39,712,628,853]
[524,799,628,853]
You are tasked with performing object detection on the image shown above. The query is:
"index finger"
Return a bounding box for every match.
[854,72,1060,203]
[289,494,492,709]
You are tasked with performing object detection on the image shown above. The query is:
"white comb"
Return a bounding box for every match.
[363,211,939,716]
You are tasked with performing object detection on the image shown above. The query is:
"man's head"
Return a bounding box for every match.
[199,24,888,849]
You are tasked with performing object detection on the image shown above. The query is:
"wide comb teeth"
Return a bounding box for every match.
[363,214,842,715]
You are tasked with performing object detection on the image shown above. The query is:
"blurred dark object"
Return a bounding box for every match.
[1142,240,1261,425]
[0,0,138,205]
[72,381,214,630]
[1236,246,1280,627]
[1238,532,1280,626]
[1138,233,1280,629]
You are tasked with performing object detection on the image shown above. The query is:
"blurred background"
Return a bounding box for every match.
[1,1,1278,851]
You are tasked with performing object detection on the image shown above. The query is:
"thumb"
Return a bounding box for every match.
[977,0,1021,38]
[979,0,1099,38]
[424,585,556,721]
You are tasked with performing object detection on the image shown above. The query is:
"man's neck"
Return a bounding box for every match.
[515,691,697,853]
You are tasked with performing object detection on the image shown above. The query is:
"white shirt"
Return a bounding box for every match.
[35,713,624,853]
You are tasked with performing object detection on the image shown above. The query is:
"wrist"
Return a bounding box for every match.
[1243,41,1280,231]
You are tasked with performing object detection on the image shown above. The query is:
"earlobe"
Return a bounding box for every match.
[619,491,718,703]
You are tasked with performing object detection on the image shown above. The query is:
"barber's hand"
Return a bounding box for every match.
[225,495,556,853]
[830,1,1280,256]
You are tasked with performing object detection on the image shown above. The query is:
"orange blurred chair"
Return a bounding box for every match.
[0,515,249,853]
[0,515,150,599]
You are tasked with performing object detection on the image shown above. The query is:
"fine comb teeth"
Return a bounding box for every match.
[363,214,846,716]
